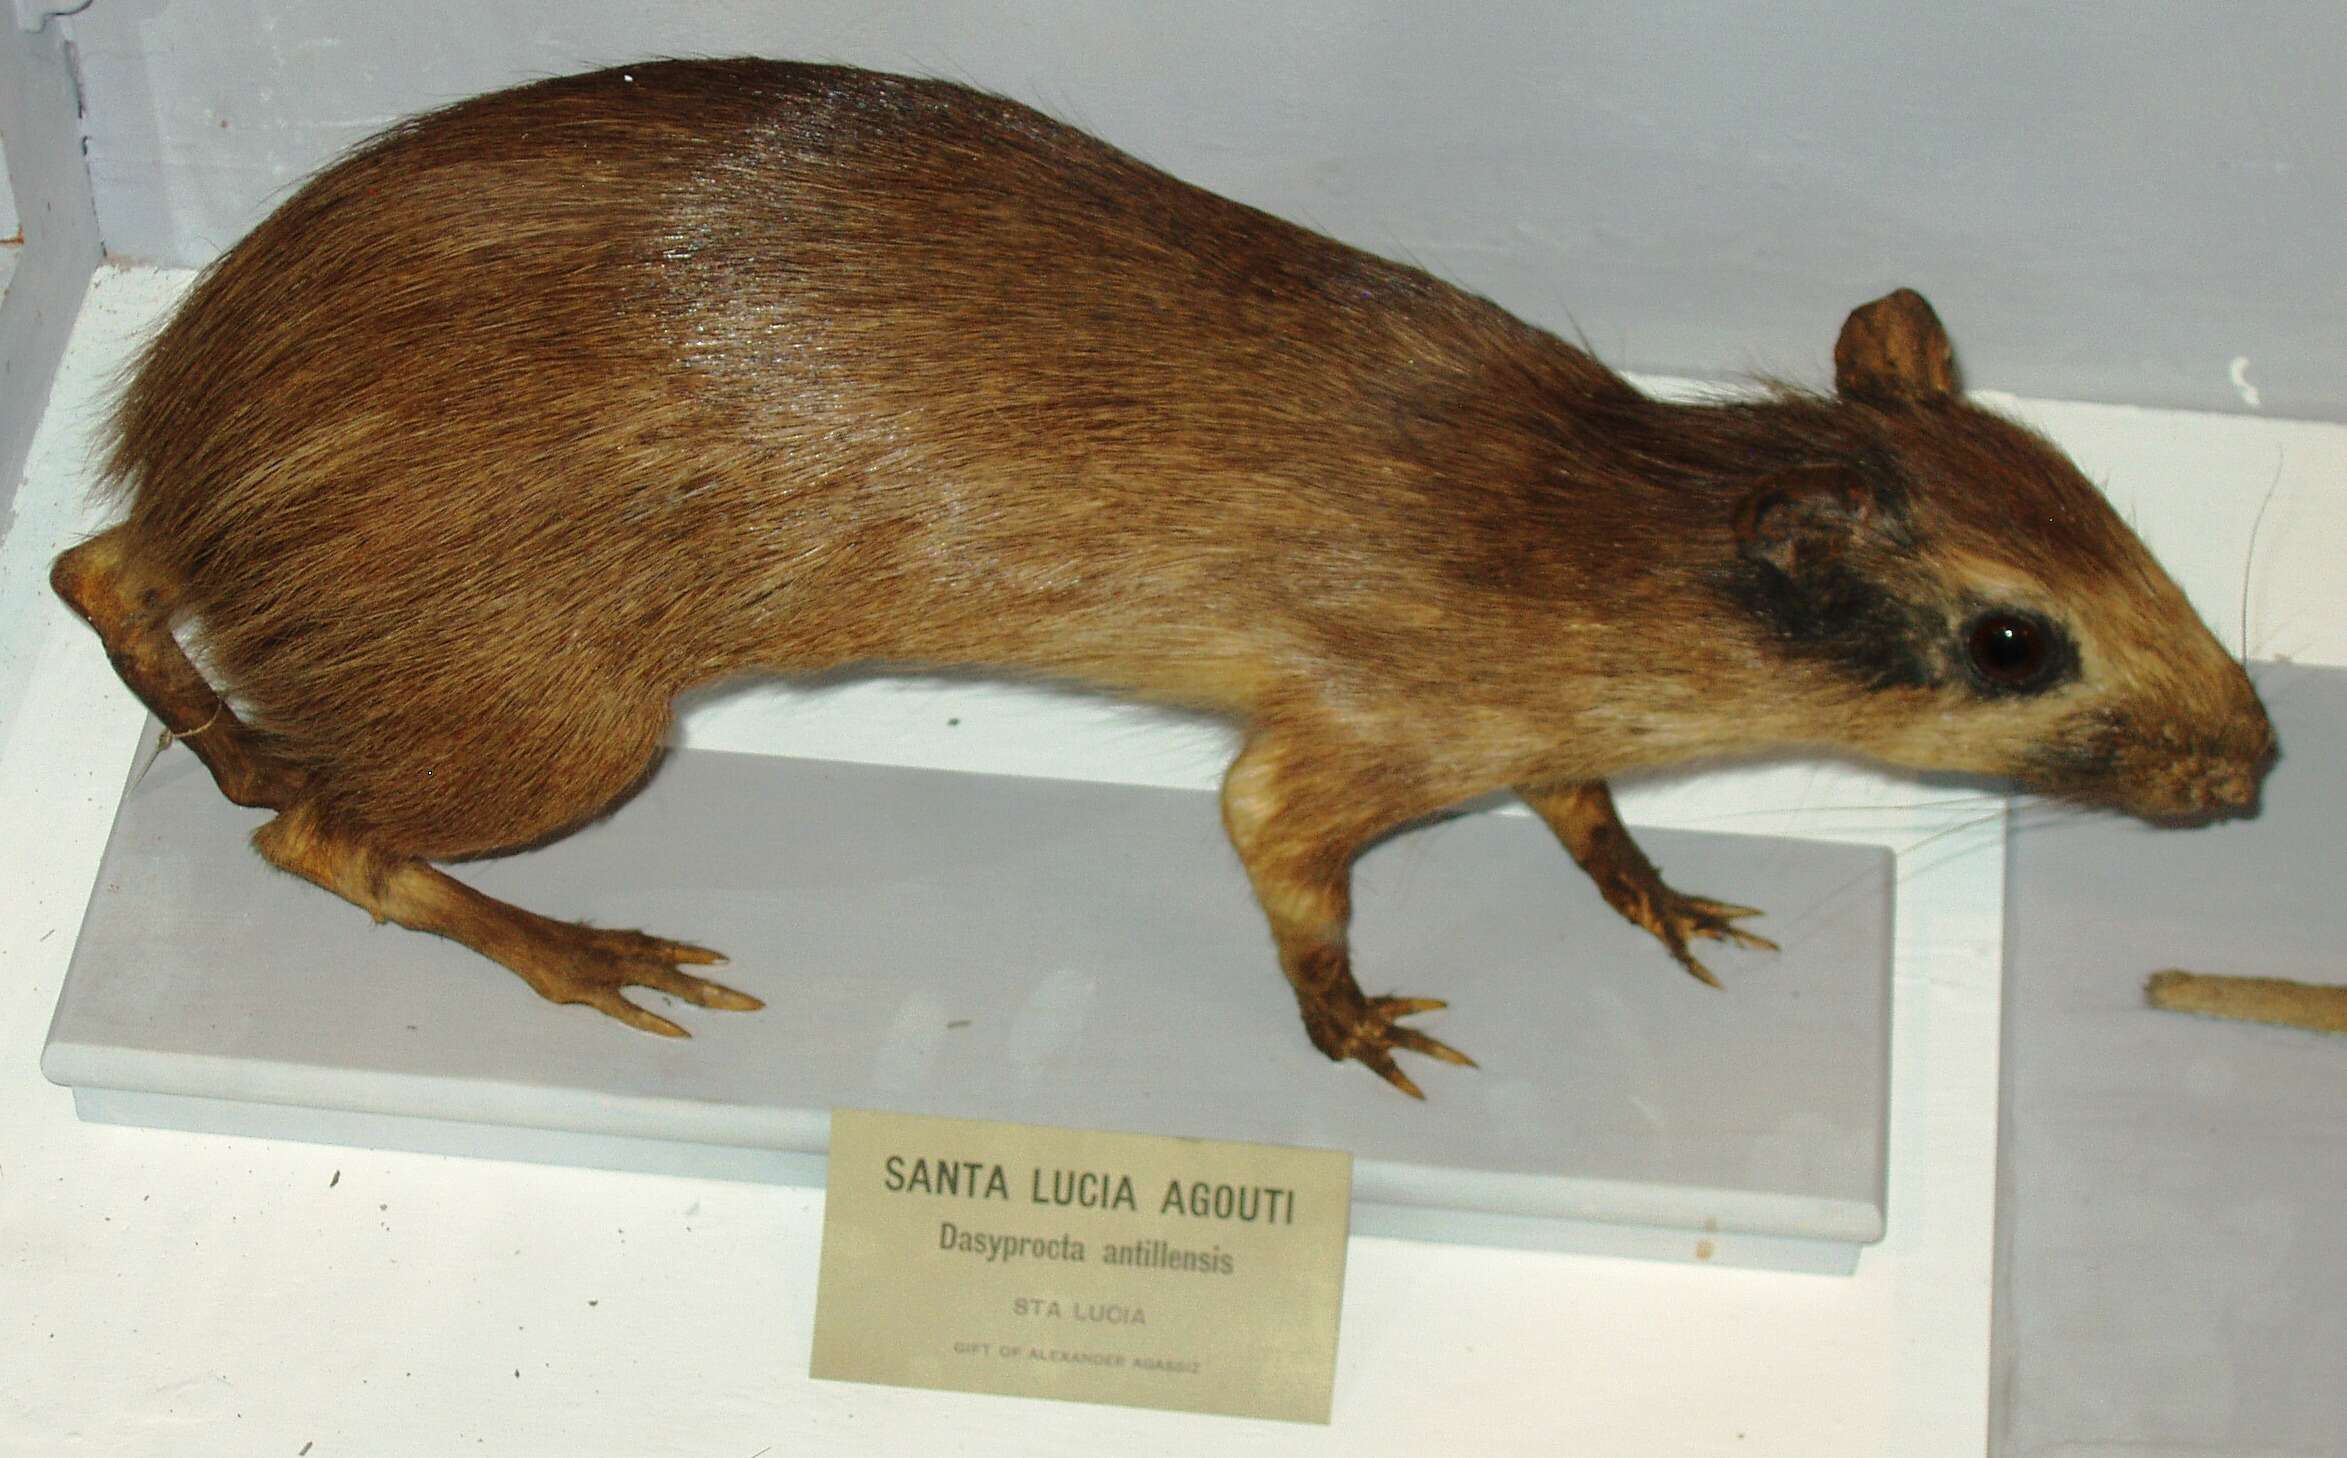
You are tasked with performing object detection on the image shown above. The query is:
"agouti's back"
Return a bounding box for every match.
[114,60,1641,849]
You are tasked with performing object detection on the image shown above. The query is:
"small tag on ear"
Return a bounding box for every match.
[1834,289,1958,404]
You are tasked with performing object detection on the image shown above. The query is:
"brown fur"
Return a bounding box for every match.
[58,60,2273,1094]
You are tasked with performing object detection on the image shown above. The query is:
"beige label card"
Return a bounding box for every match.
[811,1108,1353,1423]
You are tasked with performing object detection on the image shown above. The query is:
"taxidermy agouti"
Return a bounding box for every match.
[53,60,2273,1096]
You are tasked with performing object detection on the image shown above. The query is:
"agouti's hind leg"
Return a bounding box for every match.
[1518,779,1776,987]
[253,802,762,1036]
[51,526,305,809]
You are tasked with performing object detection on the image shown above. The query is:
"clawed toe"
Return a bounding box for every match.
[1368,1001,1475,1069]
[1652,893,1776,987]
[520,922,760,1035]
[1305,991,1476,1099]
[578,986,691,1038]
[1680,896,1778,952]
[1360,1048,1426,1100]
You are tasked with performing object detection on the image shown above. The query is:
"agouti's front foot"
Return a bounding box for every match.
[1635,888,1778,989]
[1290,949,1476,1099]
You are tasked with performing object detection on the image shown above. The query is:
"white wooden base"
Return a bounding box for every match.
[46,742,1894,1273]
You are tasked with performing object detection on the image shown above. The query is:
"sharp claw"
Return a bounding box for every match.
[1679,953,1724,989]
[1311,996,1475,1095]
[1364,1052,1426,1100]
[1388,1025,1477,1068]
[594,992,689,1038]
[1371,995,1447,1016]
[637,966,764,1011]
[1693,899,1766,921]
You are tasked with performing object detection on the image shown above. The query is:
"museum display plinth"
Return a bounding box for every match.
[46,741,1894,1273]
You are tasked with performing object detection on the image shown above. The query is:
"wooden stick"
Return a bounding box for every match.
[2145,970,2347,1036]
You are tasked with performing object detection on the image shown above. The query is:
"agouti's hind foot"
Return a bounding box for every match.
[1298,984,1476,1100]
[251,803,762,1037]
[504,917,762,1037]
[53,526,308,811]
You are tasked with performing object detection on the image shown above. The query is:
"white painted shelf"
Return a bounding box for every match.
[46,740,1894,1273]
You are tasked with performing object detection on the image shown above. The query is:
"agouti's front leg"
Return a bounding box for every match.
[1518,779,1776,987]
[1221,732,1474,1098]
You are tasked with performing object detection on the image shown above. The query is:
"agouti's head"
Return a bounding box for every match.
[1722,290,2274,822]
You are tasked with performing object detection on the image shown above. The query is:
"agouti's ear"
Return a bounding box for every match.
[1834,289,1958,404]
[1733,464,1885,575]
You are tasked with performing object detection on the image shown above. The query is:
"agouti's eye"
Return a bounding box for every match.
[1966,612,2052,689]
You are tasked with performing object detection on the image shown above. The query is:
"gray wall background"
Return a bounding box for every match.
[0,19,105,518]
[54,0,2347,422]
